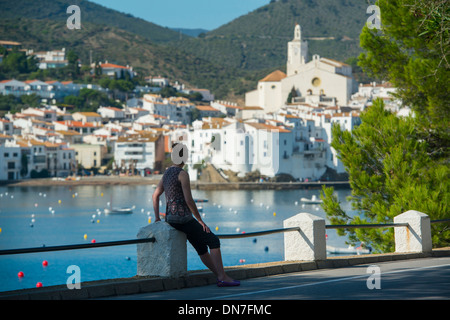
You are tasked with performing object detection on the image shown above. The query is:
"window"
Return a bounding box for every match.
[4,153,9,157]
[8,162,15,169]
[312,77,321,87]
[13,153,18,157]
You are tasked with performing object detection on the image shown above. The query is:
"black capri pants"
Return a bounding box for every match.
[169,219,220,256]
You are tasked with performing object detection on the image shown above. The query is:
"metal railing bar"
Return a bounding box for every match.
[217,227,300,239]
[0,219,448,256]
[0,237,156,256]
[326,222,409,229]
[431,219,450,224]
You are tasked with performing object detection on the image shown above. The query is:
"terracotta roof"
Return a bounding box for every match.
[195,105,219,112]
[74,112,101,117]
[243,106,264,111]
[260,70,287,82]
[55,121,101,128]
[246,122,291,133]
[100,63,130,69]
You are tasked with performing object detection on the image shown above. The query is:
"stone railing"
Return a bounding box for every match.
[136,210,435,277]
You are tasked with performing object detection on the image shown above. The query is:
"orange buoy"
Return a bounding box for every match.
[42,260,48,267]
[18,271,24,278]
[36,282,43,288]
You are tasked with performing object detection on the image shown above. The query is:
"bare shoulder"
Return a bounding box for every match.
[178,169,190,182]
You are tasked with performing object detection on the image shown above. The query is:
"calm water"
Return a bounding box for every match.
[0,184,354,292]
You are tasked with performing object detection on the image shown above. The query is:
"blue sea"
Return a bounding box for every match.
[0,184,354,292]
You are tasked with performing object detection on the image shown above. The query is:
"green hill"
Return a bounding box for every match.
[173,0,372,70]
[0,0,181,43]
[0,0,374,100]
[0,17,268,99]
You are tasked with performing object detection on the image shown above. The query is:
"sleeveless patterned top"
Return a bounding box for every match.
[162,166,193,224]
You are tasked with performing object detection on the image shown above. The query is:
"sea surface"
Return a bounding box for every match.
[0,184,355,292]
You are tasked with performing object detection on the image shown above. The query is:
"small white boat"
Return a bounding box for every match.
[104,205,135,215]
[300,195,323,204]
[326,245,371,255]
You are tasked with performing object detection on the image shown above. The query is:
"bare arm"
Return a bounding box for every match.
[152,179,164,222]
[179,170,210,233]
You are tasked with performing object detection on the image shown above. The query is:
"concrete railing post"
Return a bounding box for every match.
[394,210,432,254]
[283,212,326,261]
[136,221,187,277]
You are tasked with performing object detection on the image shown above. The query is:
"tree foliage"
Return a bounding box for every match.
[321,0,450,252]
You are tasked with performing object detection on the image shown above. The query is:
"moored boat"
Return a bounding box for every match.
[300,195,323,204]
[104,205,135,215]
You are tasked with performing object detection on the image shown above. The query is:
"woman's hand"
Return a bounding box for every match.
[199,221,210,233]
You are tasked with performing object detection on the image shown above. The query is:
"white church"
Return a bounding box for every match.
[245,24,357,112]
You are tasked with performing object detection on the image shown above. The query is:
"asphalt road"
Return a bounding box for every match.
[106,257,450,300]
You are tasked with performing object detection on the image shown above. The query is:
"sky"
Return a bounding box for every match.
[90,0,270,31]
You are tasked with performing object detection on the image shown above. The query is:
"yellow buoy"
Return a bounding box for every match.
[215,226,219,231]
[97,219,100,223]
[83,234,88,240]
[58,200,61,204]
[148,218,151,224]
[0,227,2,233]
[273,212,277,217]
[72,194,75,198]
[100,193,103,197]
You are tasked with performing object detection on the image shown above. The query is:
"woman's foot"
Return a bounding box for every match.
[217,279,240,287]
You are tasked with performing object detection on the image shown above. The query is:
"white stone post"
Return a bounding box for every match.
[283,212,326,261]
[394,210,432,253]
[136,221,187,277]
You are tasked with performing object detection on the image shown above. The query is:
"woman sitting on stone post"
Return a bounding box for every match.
[152,142,240,287]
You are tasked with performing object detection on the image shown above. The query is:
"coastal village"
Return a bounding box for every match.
[0,25,406,183]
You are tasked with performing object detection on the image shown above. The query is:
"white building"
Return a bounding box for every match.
[0,142,22,180]
[245,24,356,112]
[0,138,75,180]
[100,62,134,79]
[145,76,169,87]
[97,107,125,120]
[72,144,105,169]
[72,112,102,123]
[30,48,68,69]
[114,133,164,174]
[142,94,193,125]
[211,101,243,117]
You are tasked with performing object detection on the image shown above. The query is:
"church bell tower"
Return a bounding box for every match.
[287,24,308,76]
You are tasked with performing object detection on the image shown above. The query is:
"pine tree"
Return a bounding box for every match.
[321,0,449,252]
